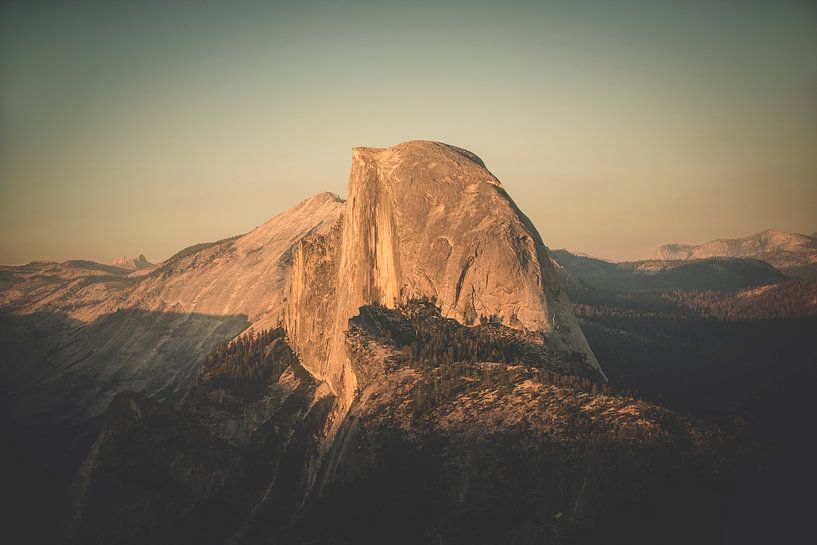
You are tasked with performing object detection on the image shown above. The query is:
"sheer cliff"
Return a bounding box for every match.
[286,141,603,408]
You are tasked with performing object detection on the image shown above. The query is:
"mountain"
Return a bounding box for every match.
[0,192,344,479]
[112,254,153,270]
[655,229,817,279]
[3,142,735,545]
[551,249,786,293]
[64,302,725,545]
[285,142,603,412]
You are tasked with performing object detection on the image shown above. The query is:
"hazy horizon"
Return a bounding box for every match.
[2,0,816,265]
[4,182,816,266]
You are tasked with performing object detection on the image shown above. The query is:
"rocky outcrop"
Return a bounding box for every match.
[286,141,603,408]
[284,217,345,401]
[302,366,723,545]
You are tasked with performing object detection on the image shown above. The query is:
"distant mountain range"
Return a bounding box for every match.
[550,228,817,293]
[655,229,817,279]
[551,250,787,293]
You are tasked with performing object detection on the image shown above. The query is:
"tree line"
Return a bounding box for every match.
[199,327,297,399]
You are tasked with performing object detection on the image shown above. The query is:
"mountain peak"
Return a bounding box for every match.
[353,140,488,170]
[233,193,346,260]
[301,191,344,206]
[112,254,152,270]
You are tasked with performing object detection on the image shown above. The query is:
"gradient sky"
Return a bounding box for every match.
[1,0,815,264]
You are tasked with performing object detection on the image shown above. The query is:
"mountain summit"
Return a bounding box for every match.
[286,141,603,407]
[112,254,153,269]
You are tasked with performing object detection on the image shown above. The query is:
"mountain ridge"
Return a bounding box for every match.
[0,190,345,489]
[655,229,817,278]
[551,249,788,293]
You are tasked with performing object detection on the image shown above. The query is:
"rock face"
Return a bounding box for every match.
[286,141,602,408]
[656,229,817,279]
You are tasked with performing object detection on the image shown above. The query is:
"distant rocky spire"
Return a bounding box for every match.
[112,254,153,270]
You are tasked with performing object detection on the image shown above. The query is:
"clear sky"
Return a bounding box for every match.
[1,0,815,264]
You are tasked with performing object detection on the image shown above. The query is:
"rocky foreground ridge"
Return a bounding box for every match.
[63,300,726,545]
